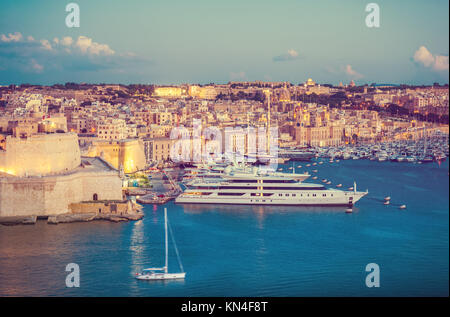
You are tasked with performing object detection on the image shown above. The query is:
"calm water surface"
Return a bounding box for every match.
[0,159,448,296]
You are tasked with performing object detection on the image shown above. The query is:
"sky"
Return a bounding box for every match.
[0,0,448,85]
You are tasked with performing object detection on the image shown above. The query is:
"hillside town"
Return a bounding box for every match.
[1,80,448,172]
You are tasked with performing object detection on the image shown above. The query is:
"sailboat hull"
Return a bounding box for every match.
[136,273,186,280]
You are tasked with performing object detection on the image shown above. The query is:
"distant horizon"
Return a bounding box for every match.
[1,80,448,87]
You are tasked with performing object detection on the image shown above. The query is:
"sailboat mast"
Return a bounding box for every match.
[164,207,168,274]
[423,124,427,155]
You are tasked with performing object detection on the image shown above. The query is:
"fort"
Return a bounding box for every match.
[0,129,143,225]
[0,132,80,177]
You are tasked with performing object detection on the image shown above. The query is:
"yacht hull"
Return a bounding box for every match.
[136,273,186,280]
[175,191,367,206]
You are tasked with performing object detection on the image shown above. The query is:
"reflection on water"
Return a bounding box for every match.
[180,203,351,215]
[129,220,146,276]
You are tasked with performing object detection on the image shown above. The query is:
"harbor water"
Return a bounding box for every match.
[0,159,448,296]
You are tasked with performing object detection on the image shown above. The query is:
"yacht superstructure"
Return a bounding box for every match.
[176,174,367,206]
[181,162,310,183]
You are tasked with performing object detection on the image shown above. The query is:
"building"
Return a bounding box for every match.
[97,118,127,140]
[85,139,146,173]
[143,137,175,163]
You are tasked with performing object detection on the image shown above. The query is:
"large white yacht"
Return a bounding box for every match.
[176,174,368,206]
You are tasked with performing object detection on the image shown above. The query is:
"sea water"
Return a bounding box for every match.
[0,159,448,296]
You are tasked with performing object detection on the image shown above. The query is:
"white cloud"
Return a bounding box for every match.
[1,32,23,42]
[30,59,44,73]
[0,32,149,75]
[74,36,115,56]
[40,39,52,51]
[413,46,449,72]
[287,49,298,58]
[273,49,300,62]
[61,36,73,46]
[344,64,363,79]
[434,55,449,71]
[230,71,246,80]
[413,46,435,67]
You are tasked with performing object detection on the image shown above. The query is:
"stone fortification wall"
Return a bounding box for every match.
[0,169,122,217]
[0,133,81,177]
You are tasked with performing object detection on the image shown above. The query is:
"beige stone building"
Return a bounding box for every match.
[143,137,175,163]
[86,139,146,173]
[97,118,127,140]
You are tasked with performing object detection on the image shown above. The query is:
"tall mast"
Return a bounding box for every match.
[423,124,427,155]
[264,88,271,154]
[164,207,168,273]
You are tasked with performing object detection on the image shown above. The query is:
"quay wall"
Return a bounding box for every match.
[69,201,131,214]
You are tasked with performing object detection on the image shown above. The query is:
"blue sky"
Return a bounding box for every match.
[0,0,448,85]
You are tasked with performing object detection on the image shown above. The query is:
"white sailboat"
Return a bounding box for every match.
[136,208,186,280]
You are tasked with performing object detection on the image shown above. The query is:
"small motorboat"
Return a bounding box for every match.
[345,208,353,213]
[384,201,390,205]
[384,196,391,201]
[326,181,332,185]
[399,205,406,210]
[312,169,318,173]
[336,184,342,188]
[348,187,354,191]
[312,176,318,180]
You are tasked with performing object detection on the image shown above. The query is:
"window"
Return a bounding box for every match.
[230,179,258,183]
[263,179,296,183]
[263,186,325,190]
[220,186,258,190]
